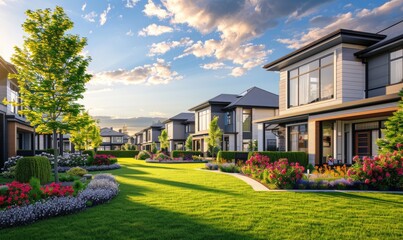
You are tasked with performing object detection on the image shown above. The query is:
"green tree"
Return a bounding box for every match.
[158,129,169,152]
[377,89,403,152]
[247,139,258,151]
[10,6,91,182]
[206,116,223,159]
[185,135,193,151]
[70,112,102,151]
[151,142,158,154]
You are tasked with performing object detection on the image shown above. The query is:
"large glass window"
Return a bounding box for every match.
[288,54,334,107]
[102,137,110,143]
[390,49,403,84]
[112,137,123,143]
[225,112,232,125]
[242,109,252,132]
[197,108,210,131]
[288,124,308,153]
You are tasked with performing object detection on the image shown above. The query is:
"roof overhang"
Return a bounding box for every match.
[355,35,403,58]
[263,29,385,71]
[256,93,400,124]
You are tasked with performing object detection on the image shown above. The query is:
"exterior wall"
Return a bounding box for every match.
[278,43,366,117]
[235,107,243,151]
[7,121,33,157]
[172,121,186,140]
[367,53,389,97]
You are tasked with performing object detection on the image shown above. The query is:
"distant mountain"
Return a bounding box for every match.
[93,116,167,135]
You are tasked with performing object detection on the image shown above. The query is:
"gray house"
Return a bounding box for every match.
[135,122,165,151]
[259,21,403,165]
[164,112,195,152]
[99,127,126,150]
[189,87,278,152]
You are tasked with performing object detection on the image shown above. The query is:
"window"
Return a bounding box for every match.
[197,108,211,131]
[242,109,252,132]
[288,124,308,153]
[112,137,123,143]
[288,54,334,107]
[225,112,232,125]
[390,49,403,84]
[102,137,110,143]
[147,130,151,142]
[185,125,189,133]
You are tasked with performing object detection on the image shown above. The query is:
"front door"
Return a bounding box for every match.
[355,131,371,157]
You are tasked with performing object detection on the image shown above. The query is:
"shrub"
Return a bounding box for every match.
[247,151,308,167]
[59,175,77,182]
[171,150,202,159]
[1,166,16,179]
[82,150,95,158]
[137,150,151,160]
[96,150,139,158]
[153,153,170,161]
[67,167,88,177]
[28,178,42,201]
[347,150,403,190]
[93,154,116,166]
[205,163,218,170]
[72,180,84,196]
[241,153,271,179]
[15,157,51,184]
[265,159,305,189]
[192,155,204,161]
[219,163,240,173]
[216,151,249,163]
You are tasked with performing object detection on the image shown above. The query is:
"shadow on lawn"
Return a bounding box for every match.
[119,174,240,196]
[314,192,403,206]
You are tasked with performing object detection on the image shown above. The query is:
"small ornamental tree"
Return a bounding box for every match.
[10,6,91,182]
[185,135,193,151]
[206,116,223,159]
[158,129,169,152]
[70,112,102,151]
[377,89,403,153]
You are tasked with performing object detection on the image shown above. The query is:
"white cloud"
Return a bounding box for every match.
[100,4,111,26]
[278,0,403,49]
[200,62,226,70]
[81,3,87,11]
[82,11,97,22]
[148,37,193,56]
[90,58,182,86]
[143,0,170,20]
[125,0,140,8]
[230,67,247,77]
[138,23,174,36]
[126,29,134,36]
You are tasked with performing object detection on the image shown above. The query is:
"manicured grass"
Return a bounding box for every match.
[1,158,403,239]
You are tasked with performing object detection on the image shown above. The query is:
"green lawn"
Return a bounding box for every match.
[1,158,403,239]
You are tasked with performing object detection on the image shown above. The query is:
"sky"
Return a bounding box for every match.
[0,0,402,134]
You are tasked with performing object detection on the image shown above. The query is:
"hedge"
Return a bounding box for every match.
[217,151,249,163]
[15,156,51,184]
[248,151,309,167]
[96,150,139,158]
[171,150,203,158]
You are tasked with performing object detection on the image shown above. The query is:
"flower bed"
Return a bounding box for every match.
[57,164,121,172]
[0,174,119,228]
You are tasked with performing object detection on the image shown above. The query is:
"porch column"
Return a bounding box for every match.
[307,119,319,165]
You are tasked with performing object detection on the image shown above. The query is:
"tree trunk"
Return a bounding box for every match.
[53,129,59,182]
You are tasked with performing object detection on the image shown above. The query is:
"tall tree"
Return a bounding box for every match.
[158,129,169,152]
[206,116,223,159]
[185,135,193,151]
[10,6,91,182]
[377,89,403,153]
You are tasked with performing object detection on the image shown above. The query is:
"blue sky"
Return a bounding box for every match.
[0,0,402,131]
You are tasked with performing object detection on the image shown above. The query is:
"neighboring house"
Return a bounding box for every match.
[99,127,125,150]
[164,112,195,152]
[258,22,403,165]
[0,56,34,166]
[135,123,165,151]
[134,131,143,151]
[189,87,278,152]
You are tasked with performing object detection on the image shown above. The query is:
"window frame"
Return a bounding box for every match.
[390,47,403,85]
[287,53,334,108]
[242,108,252,133]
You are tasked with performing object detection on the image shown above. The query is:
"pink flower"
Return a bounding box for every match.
[364,179,370,184]
[385,172,391,178]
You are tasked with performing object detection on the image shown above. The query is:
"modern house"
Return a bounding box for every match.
[0,56,34,166]
[134,122,165,151]
[258,21,403,165]
[189,87,278,152]
[99,127,126,150]
[164,112,195,152]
